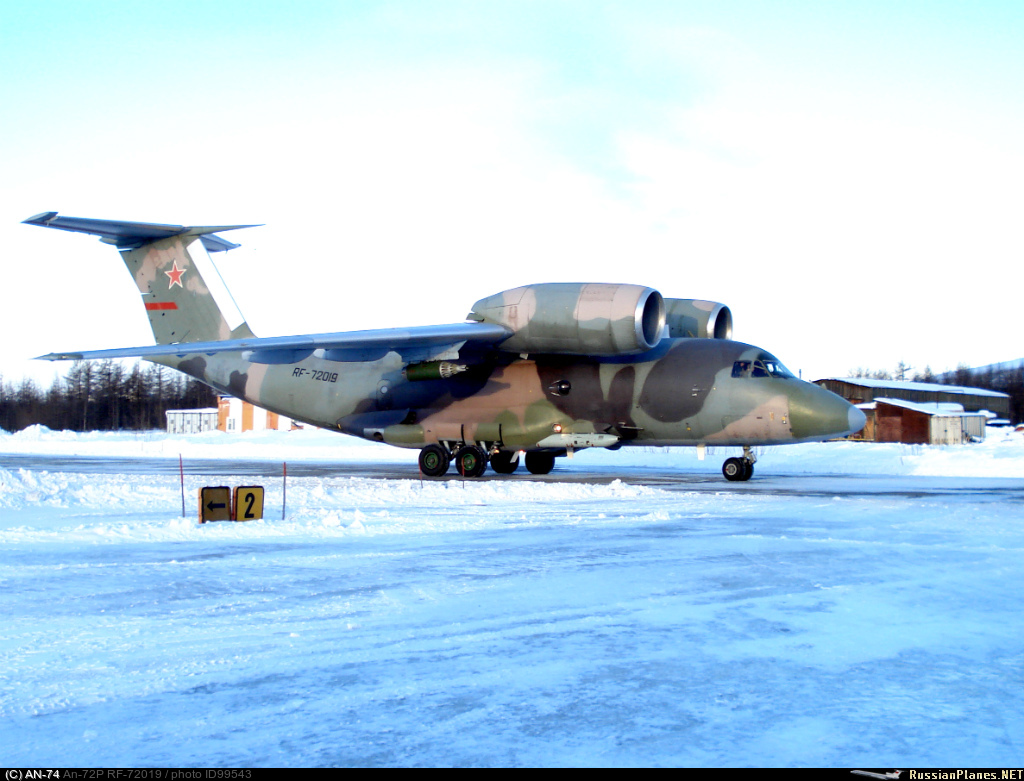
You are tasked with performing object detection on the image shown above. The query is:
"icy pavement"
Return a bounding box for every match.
[1,428,1024,766]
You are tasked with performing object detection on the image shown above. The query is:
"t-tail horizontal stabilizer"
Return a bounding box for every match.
[22,212,261,251]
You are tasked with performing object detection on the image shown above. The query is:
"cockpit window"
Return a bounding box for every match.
[734,356,796,379]
[757,359,796,379]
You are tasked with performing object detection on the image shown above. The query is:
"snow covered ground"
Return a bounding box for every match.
[2,427,1024,766]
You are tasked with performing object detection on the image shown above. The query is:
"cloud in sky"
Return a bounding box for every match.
[2,0,1023,386]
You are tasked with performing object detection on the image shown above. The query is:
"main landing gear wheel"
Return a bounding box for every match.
[722,457,754,482]
[454,445,489,478]
[489,450,520,474]
[419,444,450,477]
[524,451,556,475]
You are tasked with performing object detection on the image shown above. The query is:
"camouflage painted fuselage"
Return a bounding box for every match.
[156,336,857,452]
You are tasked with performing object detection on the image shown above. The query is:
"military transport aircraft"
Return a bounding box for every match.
[24,212,865,481]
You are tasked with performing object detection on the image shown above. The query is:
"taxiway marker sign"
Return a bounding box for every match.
[199,486,232,523]
[233,486,265,521]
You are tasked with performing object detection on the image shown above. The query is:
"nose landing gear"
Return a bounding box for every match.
[722,446,756,482]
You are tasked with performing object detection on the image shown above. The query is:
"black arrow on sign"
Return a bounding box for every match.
[206,500,226,511]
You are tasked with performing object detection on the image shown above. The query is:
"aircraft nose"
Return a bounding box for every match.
[788,382,866,442]
[847,404,867,436]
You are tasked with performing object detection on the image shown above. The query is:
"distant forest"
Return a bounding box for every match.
[0,361,217,433]
[847,360,1024,423]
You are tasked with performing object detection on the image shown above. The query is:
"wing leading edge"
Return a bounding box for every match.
[37,322,513,364]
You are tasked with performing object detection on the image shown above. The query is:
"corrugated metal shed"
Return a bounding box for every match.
[166,408,219,435]
[815,377,1010,418]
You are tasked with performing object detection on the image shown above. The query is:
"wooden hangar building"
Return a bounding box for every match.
[813,378,1010,445]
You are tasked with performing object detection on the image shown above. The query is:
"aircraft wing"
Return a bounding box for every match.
[37,322,513,364]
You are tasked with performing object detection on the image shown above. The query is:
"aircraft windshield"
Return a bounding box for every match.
[732,356,796,379]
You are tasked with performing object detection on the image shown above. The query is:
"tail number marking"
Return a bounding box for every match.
[292,368,338,383]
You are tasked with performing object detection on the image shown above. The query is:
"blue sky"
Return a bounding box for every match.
[3,0,1022,386]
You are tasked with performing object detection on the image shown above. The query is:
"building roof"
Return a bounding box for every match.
[818,377,1009,399]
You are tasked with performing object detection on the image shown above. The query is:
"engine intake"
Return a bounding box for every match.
[663,299,732,340]
[469,283,666,356]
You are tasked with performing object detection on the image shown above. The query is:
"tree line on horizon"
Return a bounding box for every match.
[0,361,217,433]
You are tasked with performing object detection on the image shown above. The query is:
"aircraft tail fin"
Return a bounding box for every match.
[23,213,260,345]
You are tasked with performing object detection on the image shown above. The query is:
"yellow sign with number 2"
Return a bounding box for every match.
[233,486,264,521]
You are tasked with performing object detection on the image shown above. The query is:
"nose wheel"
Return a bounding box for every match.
[722,447,755,481]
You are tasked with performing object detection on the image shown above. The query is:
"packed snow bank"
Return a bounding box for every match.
[2,425,1024,478]
[2,429,1023,766]
[0,467,694,546]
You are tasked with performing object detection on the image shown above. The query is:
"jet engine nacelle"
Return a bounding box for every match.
[663,298,733,340]
[469,283,666,356]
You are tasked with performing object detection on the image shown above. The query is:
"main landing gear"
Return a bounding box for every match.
[453,445,489,478]
[481,450,556,475]
[524,451,555,475]
[417,443,491,477]
[489,450,520,474]
[418,444,558,478]
[722,446,756,482]
[418,444,450,477]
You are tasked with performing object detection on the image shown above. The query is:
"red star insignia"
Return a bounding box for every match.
[165,261,186,289]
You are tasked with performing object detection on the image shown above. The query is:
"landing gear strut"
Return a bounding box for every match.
[722,446,755,482]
